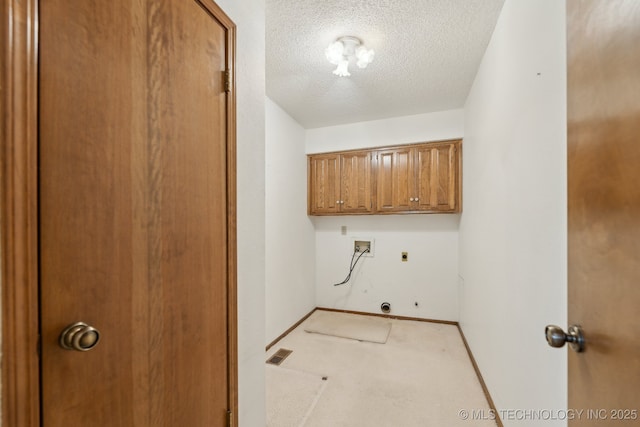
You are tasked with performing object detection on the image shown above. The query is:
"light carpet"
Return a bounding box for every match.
[303,310,392,344]
[267,310,498,427]
[266,365,328,427]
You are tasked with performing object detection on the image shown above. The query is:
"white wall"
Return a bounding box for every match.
[459,0,567,425]
[214,1,266,425]
[306,109,464,153]
[314,215,460,320]
[265,98,316,344]
[307,111,464,321]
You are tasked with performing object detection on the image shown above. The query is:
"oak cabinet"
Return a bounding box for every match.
[308,151,373,215]
[376,146,414,212]
[308,140,461,215]
[376,141,460,213]
[308,153,340,214]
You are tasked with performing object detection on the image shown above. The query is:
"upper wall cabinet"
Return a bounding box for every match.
[308,151,373,215]
[308,140,461,216]
[376,141,460,213]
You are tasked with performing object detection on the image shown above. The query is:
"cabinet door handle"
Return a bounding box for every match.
[409,198,414,202]
[415,197,419,202]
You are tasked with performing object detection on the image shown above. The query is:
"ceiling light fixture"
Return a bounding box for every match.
[325,36,374,77]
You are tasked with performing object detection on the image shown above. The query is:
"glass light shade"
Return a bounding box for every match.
[325,41,344,65]
[333,59,350,77]
[355,46,375,69]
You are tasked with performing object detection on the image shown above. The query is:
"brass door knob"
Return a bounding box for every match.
[59,322,100,352]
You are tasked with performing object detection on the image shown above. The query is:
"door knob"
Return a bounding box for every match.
[545,324,585,352]
[59,321,100,351]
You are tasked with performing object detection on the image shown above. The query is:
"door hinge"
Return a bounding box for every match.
[227,410,234,427]
[224,69,231,93]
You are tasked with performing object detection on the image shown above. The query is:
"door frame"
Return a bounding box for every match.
[0,1,238,425]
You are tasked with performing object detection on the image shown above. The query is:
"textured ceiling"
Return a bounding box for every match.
[266,0,505,128]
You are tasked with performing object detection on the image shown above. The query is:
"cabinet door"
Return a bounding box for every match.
[308,154,341,214]
[341,151,373,213]
[415,143,459,211]
[376,147,414,212]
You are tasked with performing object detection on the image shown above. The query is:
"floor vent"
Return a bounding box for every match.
[266,348,293,366]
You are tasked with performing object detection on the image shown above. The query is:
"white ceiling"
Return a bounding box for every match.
[266,0,505,129]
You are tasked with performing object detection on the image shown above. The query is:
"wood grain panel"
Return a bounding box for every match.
[415,145,434,210]
[309,139,461,215]
[395,148,413,210]
[376,147,413,212]
[308,154,340,214]
[375,151,395,209]
[415,142,459,212]
[567,1,640,424]
[435,144,456,209]
[435,146,448,206]
[38,0,234,425]
[39,1,139,424]
[1,0,41,425]
[447,144,457,210]
[147,1,229,423]
[341,151,372,213]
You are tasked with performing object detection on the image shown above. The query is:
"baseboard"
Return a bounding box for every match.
[457,325,503,427]
[316,306,458,325]
[265,308,317,352]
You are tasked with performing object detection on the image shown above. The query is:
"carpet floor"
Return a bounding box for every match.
[266,310,498,427]
[303,310,392,344]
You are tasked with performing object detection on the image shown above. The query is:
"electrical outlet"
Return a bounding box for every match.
[401,252,408,262]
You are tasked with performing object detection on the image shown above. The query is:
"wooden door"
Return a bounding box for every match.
[567,1,640,424]
[415,142,459,212]
[38,1,236,426]
[340,151,373,213]
[376,147,414,212]
[308,154,341,214]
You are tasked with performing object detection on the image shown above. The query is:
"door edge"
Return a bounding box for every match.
[195,0,239,422]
